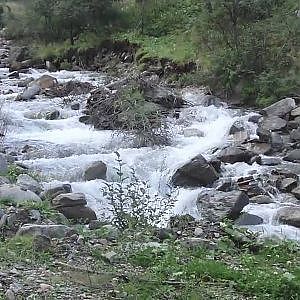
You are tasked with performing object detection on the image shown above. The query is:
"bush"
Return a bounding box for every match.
[103,152,175,230]
[0,101,7,146]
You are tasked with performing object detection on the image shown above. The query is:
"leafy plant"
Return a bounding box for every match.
[102,152,175,230]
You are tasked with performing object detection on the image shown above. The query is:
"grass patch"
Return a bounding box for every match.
[121,240,300,299]
[0,236,52,264]
[114,31,198,64]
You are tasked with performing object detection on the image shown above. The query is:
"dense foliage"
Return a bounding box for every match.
[3,0,300,106]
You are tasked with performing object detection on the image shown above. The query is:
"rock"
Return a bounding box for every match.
[290,127,300,141]
[229,120,244,134]
[18,84,40,100]
[209,158,222,173]
[89,219,108,230]
[183,128,204,138]
[256,127,271,142]
[244,142,272,155]
[32,234,51,251]
[180,238,216,250]
[29,75,58,90]
[58,206,97,222]
[16,174,42,195]
[8,71,19,79]
[248,114,262,124]
[250,195,275,204]
[41,184,72,200]
[276,206,300,228]
[5,289,15,300]
[45,110,60,120]
[172,154,219,187]
[278,178,298,193]
[217,146,254,164]
[271,132,284,151]
[0,184,41,203]
[235,213,264,226]
[291,187,300,200]
[259,116,287,131]
[201,95,224,107]
[197,190,249,221]
[284,150,300,163]
[257,156,281,166]
[101,251,118,264]
[0,153,8,173]
[52,192,87,208]
[0,176,10,184]
[17,77,34,87]
[217,179,235,192]
[17,224,73,239]
[142,81,184,109]
[83,161,107,181]
[291,106,300,117]
[262,98,296,117]
[100,225,120,241]
[71,102,80,110]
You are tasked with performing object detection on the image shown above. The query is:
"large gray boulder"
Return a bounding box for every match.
[17,224,73,238]
[276,206,300,228]
[235,213,264,226]
[52,193,87,208]
[284,150,300,163]
[217,146,254,164]
[292,187,300,200]
[29,75,58,90]
[197,190,249,221]
[291,107,300,118]
[259,116,287,131]
[84,161,107,181]
[58,206,97,222]
[41,184,72,200]
[0,184,41,203]
[16,174,42,195]
[0,153,8,173]
[290,127,300,141]
[172,154,219,187]
[18,84,41,100]
[262,98,296,117]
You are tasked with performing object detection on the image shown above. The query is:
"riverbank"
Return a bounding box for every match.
[0,35,300,299]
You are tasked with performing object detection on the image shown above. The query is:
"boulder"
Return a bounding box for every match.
[259,116,287,131]
[71,102,80,110]
[276,206,300,228]
[290,127,300,141]
[17,84,40,101]
[291,187,300,200]
[248,114,262,124]
[278,178,298,193]
[0,184,41,203]
[244,142,272,155]
[257,156,281,166]
[271,132,284,151]
[18,77,34,88]
[58,206,97,222]
[84,161,107,181]
[197,190,249,221]
[32,234,51,251]
[142,82,184,109]
[250,195,275,204]
[29,75,58,90]
[262,98,296,117]
[41,184,72,200]
[291,107,300,118]
[283,149,300,163]
[235,213,264,226]
[256,127,271,143]
[0,153,8,173]
[183,128,204,138]
[45,110,60,120]
[0,176,10,185]
[16,174,42,195]
[229,120,245,134]
[172,154,219,187]
[17,224,73,238]
[52,193,87,208]
[217,146,254,164]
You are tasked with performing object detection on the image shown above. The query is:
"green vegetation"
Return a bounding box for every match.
[122,240,300,299]
[2,0,300,105]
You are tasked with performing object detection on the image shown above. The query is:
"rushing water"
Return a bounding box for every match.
[1,67,300,241]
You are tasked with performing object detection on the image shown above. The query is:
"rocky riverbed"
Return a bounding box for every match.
[0,37,300,298]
